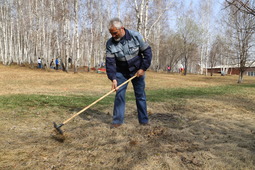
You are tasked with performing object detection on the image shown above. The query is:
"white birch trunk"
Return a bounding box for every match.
[200,46,204,74]
[27,0,32,65]
[31,0,40,68]
[117,0,121,18]
[99,4,104,67]
[18,0,23,64]
[0,6,3,63]
[3,2,8,65]
[66,11,71,72]
[41,0,46,68]
[74,0,80,73]
[155,23,161,71]
[134,0,145,33]
[88,0,93,69]
[45,0,54,69]
[37,0,42,64]
[144,0,149,40]
[199,0,212,75]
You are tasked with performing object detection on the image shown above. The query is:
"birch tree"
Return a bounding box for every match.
[0,4,3,63]
[226,3,255,83]
[0,0,184,73]
[128,0,175,70]
[0,1,8,65]
[74,0,79,73]
[209,36,225,76]
[160,34,183,72]
[199,0,213,75]
[177,16,201,75]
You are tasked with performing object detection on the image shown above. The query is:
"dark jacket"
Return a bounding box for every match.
[105,29,152,80]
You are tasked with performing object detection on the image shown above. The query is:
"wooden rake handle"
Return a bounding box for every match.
[62,75,137,125]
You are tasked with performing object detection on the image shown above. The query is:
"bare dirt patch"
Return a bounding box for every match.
[0,65,255,169]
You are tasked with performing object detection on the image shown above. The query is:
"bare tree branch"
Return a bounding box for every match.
[226,0,255,16]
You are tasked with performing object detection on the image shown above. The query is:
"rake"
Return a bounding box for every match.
[53,75,137,135]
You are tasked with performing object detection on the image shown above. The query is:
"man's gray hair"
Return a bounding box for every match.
[108,18,123,29]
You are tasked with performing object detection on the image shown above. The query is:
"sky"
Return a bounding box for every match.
[183,0,225,12]
[168,0,226,35]
[183,0,226,21]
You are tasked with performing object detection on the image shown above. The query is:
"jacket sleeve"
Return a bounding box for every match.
[140,46,152,71]
[105,40,116,81]
[134,32,152,71]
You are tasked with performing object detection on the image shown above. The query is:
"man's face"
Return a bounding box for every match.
[109,26,124,41]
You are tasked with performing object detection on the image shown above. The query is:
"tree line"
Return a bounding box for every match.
[0,0,255,83]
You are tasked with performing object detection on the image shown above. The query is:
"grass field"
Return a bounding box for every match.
[0,64,255,170]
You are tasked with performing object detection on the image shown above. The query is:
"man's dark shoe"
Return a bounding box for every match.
[110,124,122,129]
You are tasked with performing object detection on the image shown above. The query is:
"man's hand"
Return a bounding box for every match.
[112,79,119,91]
[136,69,145,77]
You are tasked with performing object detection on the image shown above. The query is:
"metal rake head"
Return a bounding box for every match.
[53,122,64,135]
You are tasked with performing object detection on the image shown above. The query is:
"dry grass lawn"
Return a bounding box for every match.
[0,64,255,170]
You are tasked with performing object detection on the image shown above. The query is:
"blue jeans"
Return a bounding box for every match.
[112,72,149,124]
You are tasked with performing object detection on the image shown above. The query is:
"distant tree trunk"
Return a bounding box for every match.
[135,0,145,33]
[98,1,105,68]
[200,46,204,74]
[16,0,22,65]
[2,2,8,65]
[33,0,39,68]
[117,0,121,18]
[0,5,3,63]
[144,0,149,40]
[74,0,79,73]
[27,0,33,65]
[41,0,46,68]
[238,65,245,83]
[184,42,188,76]
[89,0,94,69]
[61,0,70,72]
[155,23,161,72]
